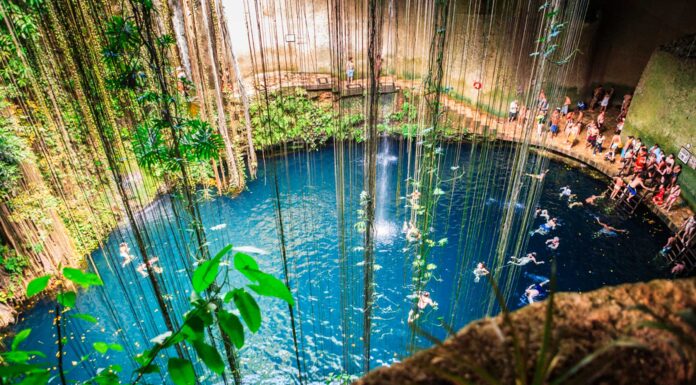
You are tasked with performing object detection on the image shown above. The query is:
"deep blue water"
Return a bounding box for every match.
[11,139,671,384]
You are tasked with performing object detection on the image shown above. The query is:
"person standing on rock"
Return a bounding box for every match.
[346,57,355,84]
[509,100,519,122]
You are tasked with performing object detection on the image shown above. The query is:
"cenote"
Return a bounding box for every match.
[13,139,671,384]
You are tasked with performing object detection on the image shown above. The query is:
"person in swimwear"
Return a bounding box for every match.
[406,222,421,242]
[625,175,654,201]
[531,217,557,236]
[534,208,550,221]
[559,186,572,200]
[508,252,544,266]
[473,262,490,283]
[119,242,136,267]
[595,217,627,236]
[585,192,605,205]
[525,279,550,304]
[610,177,625,200]
[525,169,549,181]
[407,291,438,323]
[137,257,163,277]
[545,236,560,250]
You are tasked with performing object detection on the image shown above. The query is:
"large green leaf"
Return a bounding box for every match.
[16,370,50,385]
[26,276,50,297]
[182,314,206,342]
[214,244,234,260]
[247,272,294,306]
[233,252,259,282]
[63,268,103,288]
[218,310,244,349]
[168,358,195,385]
[232,289,261,332]
[56,291,76,308]
[70,313,98,324]
[192,256,221,293]
[11,329,31,351]
[193,341,224,374]
[93,342,109,354]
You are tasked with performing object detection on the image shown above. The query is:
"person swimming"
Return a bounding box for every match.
[534,208,550,221]
[525,279,550,304]
[545,236,560,250]
[137,257,163,277]
[559,186,572,200]
[407,291,438,323]
[568,200,583,208]
[525,169,549,181]
[594,217,627,237]
[508,252,544,266]
[473,262,490,283]
[119,242,136,267]
[531,218,557,236]
[406,222,421,243]
[585,193,605,205]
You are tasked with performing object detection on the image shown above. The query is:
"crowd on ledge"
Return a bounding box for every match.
[509,85,693,273]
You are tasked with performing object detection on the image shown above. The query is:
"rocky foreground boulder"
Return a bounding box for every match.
[356,279,696,385]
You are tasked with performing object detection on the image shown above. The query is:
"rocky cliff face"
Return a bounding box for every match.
[355,279,696,385]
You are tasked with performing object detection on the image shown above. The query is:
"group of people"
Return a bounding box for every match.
[612,138,683,211]
[119,242,163,278]
[512,84,684,215]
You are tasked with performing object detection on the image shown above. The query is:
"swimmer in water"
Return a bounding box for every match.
[119,242,135,267]
[568,200,583,208]
[508,252,544,266]
[559,186,572,200]
[531,217,557,236]
[473,262,490,283]
[545,236,560,250]
[137,257,163,277]
[595,217,627,236]
[407,291,438,323]
[525,169,549,181]
[406,222,421,243]
[534,208,550,221]
[585,192,605,205]
[525,279,550,303]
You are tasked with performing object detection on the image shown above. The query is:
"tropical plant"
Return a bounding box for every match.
[0,245,28,274]
[0,123,26,197]
[0,244,293,385]
[250,89,339,148]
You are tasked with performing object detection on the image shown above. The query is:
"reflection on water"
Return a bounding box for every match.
[14,140,671,384]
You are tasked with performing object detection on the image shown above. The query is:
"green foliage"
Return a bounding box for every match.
[168,358,195,385]
[62,267,103,288]
[2,245,295,384]
[0,245,29,275]
[250,89,343,148]
[0,123,27,197]
[56,291,76,308]
[25,275,50,297]
[325,372,358,385]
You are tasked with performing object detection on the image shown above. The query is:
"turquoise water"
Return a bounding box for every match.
[13,139,671,384]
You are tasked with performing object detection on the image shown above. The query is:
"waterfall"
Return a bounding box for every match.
[169,0,191,76]
[374,134,397,241]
